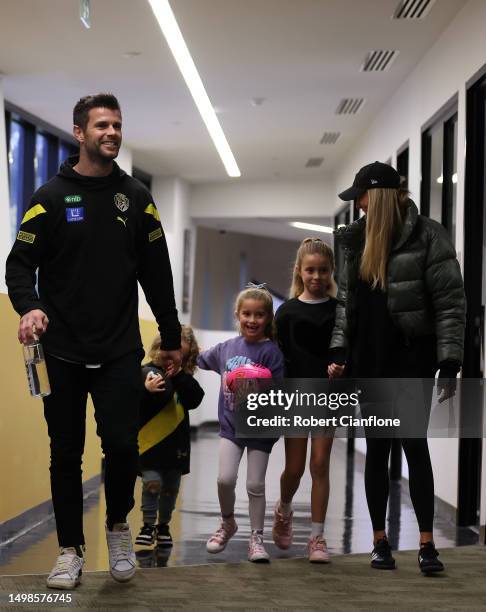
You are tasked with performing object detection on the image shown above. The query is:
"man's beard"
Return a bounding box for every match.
[86,141,119,164]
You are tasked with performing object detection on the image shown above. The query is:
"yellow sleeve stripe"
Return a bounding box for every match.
[144,203,160,222]
[21,204,47,225]
[138,395,185,455]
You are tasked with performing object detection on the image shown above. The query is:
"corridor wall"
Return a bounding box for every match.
[331,0,486,511]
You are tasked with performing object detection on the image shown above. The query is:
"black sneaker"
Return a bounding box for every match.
[418,542,444,574]
[135,523,155,547]
[156,524,173,548]
[135,549,155,568]
[155,546,171,567]
[371,538,396,570]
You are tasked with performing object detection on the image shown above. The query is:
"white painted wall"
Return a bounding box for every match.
[333,0,486,269]
[139,176,193,325]
[190,178,335,218]
[332,0,486,511]
[116,145,133,177]
[170,178,192,325]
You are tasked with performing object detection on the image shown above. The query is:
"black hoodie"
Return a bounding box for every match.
[6,157,180,363]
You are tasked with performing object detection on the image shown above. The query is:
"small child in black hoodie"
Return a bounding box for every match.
[135,325,204,548]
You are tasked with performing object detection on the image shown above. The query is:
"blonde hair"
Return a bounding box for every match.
[149,325,200,374]
[360,188,409,289]
[235,286,275,340]
[290,237,337,298]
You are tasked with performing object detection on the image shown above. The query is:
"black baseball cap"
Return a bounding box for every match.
[338,161,401,201]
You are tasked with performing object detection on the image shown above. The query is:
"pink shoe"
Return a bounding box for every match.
[308,536,330,563]
[206,519,238,553]
[248,533,270,563]
[272,502,293,550]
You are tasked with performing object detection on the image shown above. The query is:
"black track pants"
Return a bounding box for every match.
[43,351,142,547]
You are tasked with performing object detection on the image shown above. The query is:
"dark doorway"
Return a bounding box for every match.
[396,145,409,189]
[420,101,458,244]
[461,71,485,530]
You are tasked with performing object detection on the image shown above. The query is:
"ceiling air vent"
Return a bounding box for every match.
[335,98,365,115]
[320,132,341,145]
[361,50,399,72]
[305,157,324,168]
[393,0,436,20]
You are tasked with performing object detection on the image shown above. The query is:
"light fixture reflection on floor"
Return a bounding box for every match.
[147,0,241,178]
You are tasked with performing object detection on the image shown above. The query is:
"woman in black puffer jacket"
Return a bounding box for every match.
[328,161,465,574]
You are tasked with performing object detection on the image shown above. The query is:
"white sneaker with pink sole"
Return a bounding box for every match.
[206,518,238,553]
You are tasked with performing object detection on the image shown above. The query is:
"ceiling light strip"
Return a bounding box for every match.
[290,222,333,234]
[147,0,241,178]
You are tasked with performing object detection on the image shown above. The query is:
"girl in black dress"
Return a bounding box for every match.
[273,238,339,562]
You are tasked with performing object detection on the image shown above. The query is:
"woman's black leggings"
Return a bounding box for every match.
[364,437,434,533]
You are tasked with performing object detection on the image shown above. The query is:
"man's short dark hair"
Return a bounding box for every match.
[73,93,121,130]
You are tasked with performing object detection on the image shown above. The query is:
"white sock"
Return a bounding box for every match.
[311,522,324,539]
[279,500,292,517]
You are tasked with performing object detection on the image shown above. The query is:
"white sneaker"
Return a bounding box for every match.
[206,518,238,553]
[106,523,136,582]
[248,532,270,563]
[46,547,84,590]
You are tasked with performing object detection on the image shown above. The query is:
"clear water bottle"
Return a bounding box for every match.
[23,340,51,398]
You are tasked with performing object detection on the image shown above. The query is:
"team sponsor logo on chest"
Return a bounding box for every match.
[114,193,130,212]
[66,207,85,223]
[64,194,82,204]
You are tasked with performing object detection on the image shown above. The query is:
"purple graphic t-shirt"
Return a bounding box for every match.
[197,336,284,453]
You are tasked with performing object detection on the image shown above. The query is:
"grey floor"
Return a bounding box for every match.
[2,547,486,612]
[0,434,478,575]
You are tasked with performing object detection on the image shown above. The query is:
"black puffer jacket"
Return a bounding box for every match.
[330,200,466,368]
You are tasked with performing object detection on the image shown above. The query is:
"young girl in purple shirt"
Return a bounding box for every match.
[197,286,284,562]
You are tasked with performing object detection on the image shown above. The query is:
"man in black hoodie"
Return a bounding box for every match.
[6,93,182,589]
